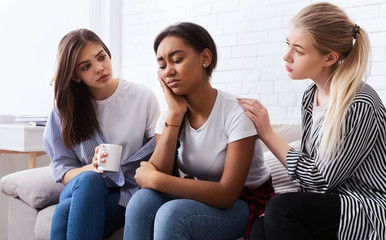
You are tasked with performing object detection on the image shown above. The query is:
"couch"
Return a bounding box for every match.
[0,124,301,240]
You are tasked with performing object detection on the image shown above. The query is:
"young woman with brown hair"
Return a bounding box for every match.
[44,28,160,239]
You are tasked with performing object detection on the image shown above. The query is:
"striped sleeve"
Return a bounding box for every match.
[43,108,82,183]
[287,97,378,192]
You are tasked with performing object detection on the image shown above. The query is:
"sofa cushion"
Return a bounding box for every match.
[265,140,300,194]
[0,166,64,209]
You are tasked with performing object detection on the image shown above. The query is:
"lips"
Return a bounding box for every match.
[286,65,293,72]
[167,79,180,87]
[97,74,109,82]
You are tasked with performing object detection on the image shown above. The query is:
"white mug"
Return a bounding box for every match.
[97,144,123,172]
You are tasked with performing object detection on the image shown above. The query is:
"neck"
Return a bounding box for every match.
[91,78,119,100]
[185,81,217,129]
[312,68,334,106]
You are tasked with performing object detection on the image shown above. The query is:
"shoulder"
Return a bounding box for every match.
[216,90,243,114]
[119,79,157,101]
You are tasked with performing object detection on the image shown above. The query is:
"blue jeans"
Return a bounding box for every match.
[50,171,125,240]
[123,188,249,240]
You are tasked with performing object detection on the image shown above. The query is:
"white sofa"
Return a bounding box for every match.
[0,124,301,240]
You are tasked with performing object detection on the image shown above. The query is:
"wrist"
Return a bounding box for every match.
[166,113,184,126]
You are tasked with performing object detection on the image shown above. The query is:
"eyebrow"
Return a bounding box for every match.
[77,50,104,68]
[286,37,305,50]
[157,50,184,61]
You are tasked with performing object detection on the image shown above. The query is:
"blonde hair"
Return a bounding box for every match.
[292,2,370,158]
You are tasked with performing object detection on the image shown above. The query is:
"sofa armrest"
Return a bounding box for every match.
[0,166,64,209]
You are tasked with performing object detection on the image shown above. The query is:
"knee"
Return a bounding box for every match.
[77,171,105,186]
[265,193,296,226]
[73,171,106,193]
[125,189,161,221]
[154,200,189,232]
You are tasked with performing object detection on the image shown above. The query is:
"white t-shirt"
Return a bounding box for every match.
[155,90,270,188]
[96,79,160,162]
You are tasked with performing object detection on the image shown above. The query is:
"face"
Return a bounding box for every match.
[283,27,330,81]
[156,36,207,96]
[74,42,113,95]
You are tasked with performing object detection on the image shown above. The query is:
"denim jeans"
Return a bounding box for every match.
[249,192,340,240]
[123,188,250,240]
[50,171,125,240]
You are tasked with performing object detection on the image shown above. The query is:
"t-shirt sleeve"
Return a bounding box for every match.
[144,88,161,139]
[226,106,257,143]
[155,109,168,135]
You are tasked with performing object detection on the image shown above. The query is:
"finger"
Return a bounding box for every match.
[237,98,264,109]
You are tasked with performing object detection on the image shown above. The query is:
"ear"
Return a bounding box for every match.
[324,52,339,67]
[200,48,212,68]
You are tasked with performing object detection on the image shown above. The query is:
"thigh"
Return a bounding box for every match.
[265,192,340,240]
[154,198,250,240]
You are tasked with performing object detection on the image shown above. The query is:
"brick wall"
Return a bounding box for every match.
[121,0,386,124]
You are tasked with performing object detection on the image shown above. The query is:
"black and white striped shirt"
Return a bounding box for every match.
[287,83,386,239]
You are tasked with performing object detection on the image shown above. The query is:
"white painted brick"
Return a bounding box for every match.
[232,45,258,57]
[369,32,386,47]
[212,0,240,13]
[347,5,380,20]
[242,80,274,94]
[372,47,385,62]
[251,17,283,31]
[259,93,278,106]
[277,2,309,17]
[196,14,218,26]
[371,62,386,75]
[215,34,238,47]
[218,11,245,24]
[357,18,386,33]
[121,0,386,124]
[258,42,286,56]
[278,93,297,106]
[238,31,268,45]
[222,22,251,34]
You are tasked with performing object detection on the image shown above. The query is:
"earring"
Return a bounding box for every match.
[203,64,206,67]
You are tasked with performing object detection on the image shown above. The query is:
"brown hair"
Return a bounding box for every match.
[153,22,217,78]
[54,28,111,149]
[292,2,370,158]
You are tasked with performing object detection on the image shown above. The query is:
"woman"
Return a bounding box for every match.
[43,28,160,239]
[123,22,274,240]
[238,3,386,240]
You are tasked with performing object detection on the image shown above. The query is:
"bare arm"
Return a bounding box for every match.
[135,136,256,208]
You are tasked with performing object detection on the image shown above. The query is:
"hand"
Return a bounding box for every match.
[237,98,273,141]
[91,144,107,173]
[158,76,188,121]
[134,161,159,189]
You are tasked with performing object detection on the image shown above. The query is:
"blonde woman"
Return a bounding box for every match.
[238,2,386,240]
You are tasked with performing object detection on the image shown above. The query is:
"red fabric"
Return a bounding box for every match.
[239,177,275,240]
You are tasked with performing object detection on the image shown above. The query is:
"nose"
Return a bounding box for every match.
[283,48,293,63]
[164,64,175,78]
[96,61,104,73]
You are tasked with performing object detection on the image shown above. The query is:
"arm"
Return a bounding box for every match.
[135,136,256,208]
[44,108,104,185]
[148,77,187,174]
[238,98,290,168]
[287,102,378,191]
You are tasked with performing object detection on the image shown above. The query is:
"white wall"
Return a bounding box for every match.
[0,1,90,238]
[120,0,386,124]
[0,0,89,116]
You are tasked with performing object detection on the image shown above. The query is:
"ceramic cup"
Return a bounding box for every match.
[97,144,123,172]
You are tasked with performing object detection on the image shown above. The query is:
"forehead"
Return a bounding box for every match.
[287,27,314,49]
[156,36,191,56]
[77,42,103,61]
